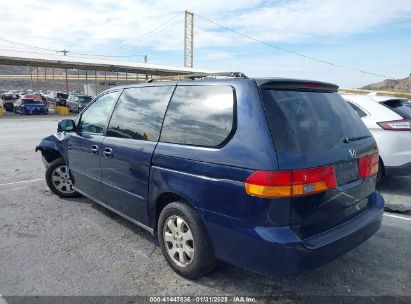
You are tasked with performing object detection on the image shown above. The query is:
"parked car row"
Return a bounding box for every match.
[0,90,93,115]
[343,94,411,180]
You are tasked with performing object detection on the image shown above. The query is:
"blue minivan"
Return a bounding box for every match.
[36,76,384,279]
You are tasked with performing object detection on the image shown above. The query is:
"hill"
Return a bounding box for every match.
[362,75,411,92]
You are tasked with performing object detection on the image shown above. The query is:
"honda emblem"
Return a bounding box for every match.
[348,148,357,159]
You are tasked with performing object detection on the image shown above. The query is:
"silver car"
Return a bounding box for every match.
[66,94,93,113]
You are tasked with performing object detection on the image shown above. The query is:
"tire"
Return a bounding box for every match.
[158,201,216,279]
[45,158,81,198]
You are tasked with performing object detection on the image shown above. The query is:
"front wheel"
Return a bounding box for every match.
[158,202,216,279]
[45,158,81,198]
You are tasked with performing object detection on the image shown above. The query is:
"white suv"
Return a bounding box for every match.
[342,94,411,180]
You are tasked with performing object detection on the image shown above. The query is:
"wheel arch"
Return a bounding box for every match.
[37,147,63,164]
[35,136,69,165]
[153,191,199,233]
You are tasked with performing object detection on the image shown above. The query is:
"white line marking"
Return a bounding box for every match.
[384,213,411,221]
[0,178,43,186]
[0,295,8,304]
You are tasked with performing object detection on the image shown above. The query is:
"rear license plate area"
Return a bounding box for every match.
[335,160,359,186]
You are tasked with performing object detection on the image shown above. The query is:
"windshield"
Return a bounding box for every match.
[260,90,370,153]
[78,96,92,103]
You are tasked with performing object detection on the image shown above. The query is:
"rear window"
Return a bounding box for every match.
[78,96,92,103]
[261,90,370,153]
[160,85,234,147]
[382,99,411,119]
[347,102,367,118]
[57,93,69,99]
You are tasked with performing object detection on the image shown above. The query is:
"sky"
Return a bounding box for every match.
[0,0,411,88]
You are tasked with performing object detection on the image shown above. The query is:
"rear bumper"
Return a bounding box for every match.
[385,162,411,176]
[202,191,384,277]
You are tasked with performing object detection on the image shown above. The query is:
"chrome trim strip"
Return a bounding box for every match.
[70,169,100,182]
[73,186,154,235]
[100,179,145,201]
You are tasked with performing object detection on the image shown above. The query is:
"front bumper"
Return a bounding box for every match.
[385,162,411,176]
[202,191,384,277]
[24,107,48,114]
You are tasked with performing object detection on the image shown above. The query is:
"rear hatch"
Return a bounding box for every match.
[259,80,378,240]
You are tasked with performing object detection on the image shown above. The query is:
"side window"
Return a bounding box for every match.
[160,85,234,147]
[107,86,174,141]
[347,102,367,118]
[78,91,120,135]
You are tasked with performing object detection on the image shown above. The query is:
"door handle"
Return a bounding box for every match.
[91,145,99,154]
[104,147,113,158]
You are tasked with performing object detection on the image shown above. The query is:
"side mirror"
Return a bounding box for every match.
[57,119,75,132]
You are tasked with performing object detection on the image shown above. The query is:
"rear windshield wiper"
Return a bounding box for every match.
[343,135,370,143]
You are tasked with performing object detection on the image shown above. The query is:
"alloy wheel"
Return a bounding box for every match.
[51,165,75,194]
[163,215,195,267]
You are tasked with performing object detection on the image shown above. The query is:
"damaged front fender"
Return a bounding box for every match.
[35,132,72,166]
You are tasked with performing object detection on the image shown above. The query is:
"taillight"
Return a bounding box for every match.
[245,166,337,198]
[359,153,379,178]
[377,119,411,131]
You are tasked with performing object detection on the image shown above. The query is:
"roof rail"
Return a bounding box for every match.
[146,71,248,83]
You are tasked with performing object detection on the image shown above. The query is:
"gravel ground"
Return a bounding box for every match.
[0,115,410,300]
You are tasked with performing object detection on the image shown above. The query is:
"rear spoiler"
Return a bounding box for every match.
[259,80,339,93]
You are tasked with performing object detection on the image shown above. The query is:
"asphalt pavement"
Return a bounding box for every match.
[0,114,410,299]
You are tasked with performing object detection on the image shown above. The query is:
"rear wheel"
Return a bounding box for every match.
[45,158,81,198]
[158,202,216,279]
